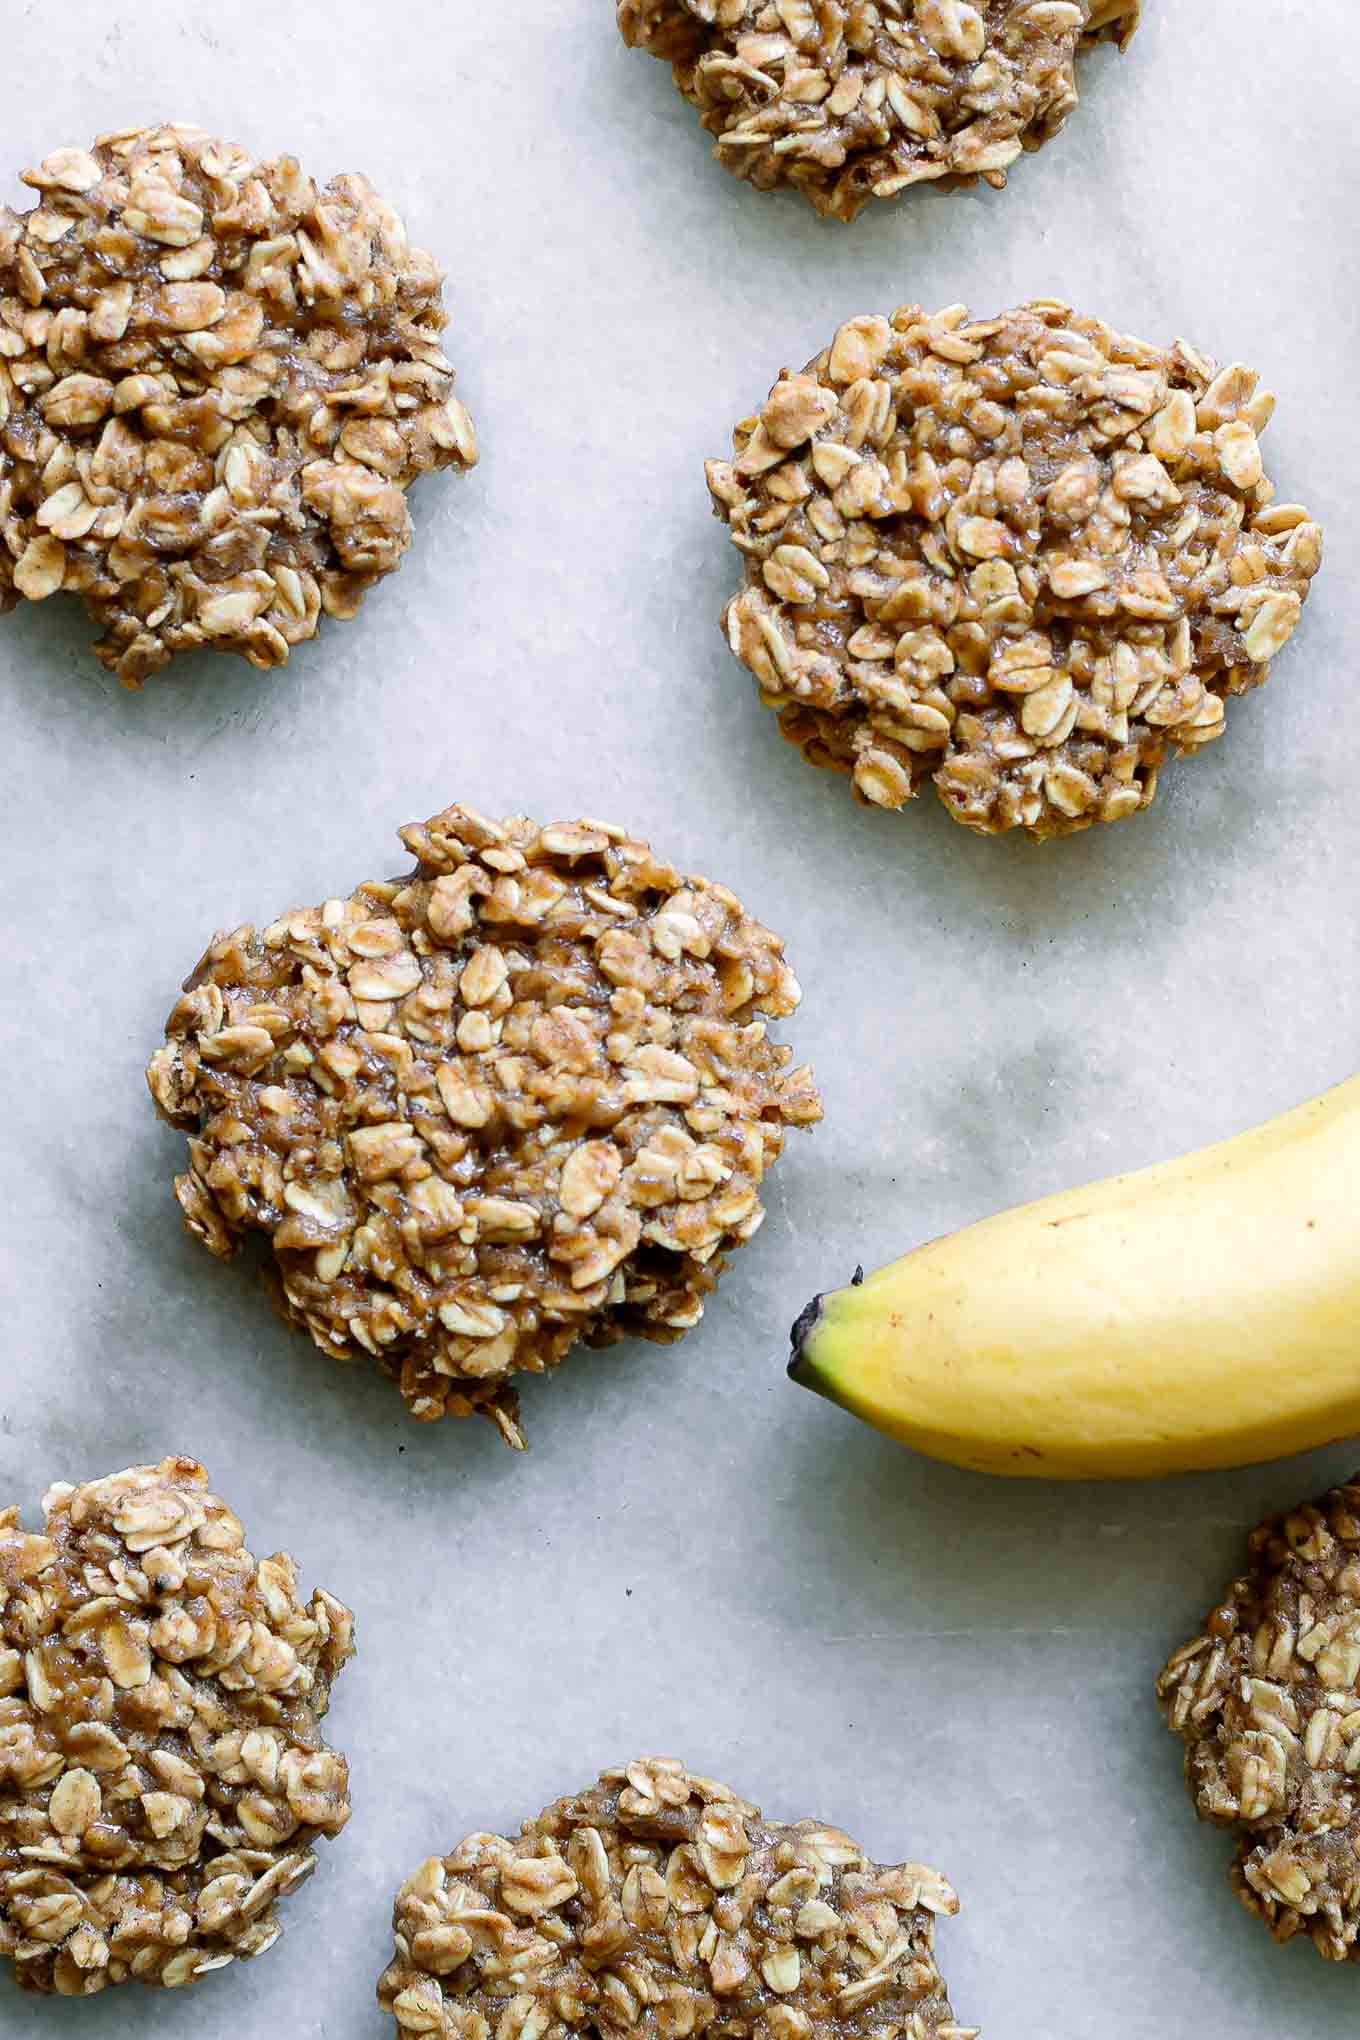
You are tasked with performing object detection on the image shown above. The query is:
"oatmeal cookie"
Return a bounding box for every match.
[0,1458,353,1995]
[618,0,1140,222]
[0,122,476,686]
[708,300,1322,840]
[379,1756,975,2038]
[1159,1475,1360,1963]
[147,805,820,1447]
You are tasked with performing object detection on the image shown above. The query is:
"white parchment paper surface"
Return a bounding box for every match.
[1,4,1358,2033]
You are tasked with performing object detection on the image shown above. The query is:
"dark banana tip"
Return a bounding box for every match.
[787,1268,863,1380]
[787,1294,823,1379]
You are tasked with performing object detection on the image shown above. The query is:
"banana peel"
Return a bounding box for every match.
[788,1075,1360,1479]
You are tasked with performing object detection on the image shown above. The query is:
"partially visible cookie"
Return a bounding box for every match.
[618,0,1140,222]
[147,805,820,1446]
[0,122,476,685]
[379,1757,976,2038]
[1159,1476,1360,1963]
[0,1458,353,1995]
[709,300,1322,841]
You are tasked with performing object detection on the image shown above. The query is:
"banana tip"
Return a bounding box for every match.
[787,1266,863,1383]
[787,1294,822,1380]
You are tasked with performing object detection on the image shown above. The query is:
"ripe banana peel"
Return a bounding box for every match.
[788,1076,1360,1479]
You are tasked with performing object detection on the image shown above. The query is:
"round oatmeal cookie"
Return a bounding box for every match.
[0,122,476,686]
[147,804,821,1448]
[0,1457,353,1996]
[618,0,1140,222]
[1158,1474,1360,1964]
[379,1756,975,2039]
[708,299,1323,841]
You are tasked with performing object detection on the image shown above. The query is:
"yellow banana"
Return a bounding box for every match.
[788,1075,1360,1479]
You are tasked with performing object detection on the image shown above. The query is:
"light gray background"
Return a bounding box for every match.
[0,2,1356,2033]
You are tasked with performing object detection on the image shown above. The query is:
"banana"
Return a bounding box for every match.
[788,1075,1360,1479]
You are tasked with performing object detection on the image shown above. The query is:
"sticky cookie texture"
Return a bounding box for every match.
[147,806,820,1447]
[0,1458,353,1996]
[379,1757,975,2039]
[708,300,1322,840]
[618,0,1140,222]
[0,122,476,686]
[1159,1476,1360,1963]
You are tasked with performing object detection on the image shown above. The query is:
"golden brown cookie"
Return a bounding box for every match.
[1160,1475,1360,1963]
[148,805,820,1445]
[0,123,476,685]
[709,301,1322,840]
[379,1757,975,2038]
[0,1458,353,1995]
[619,0,1140,221]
